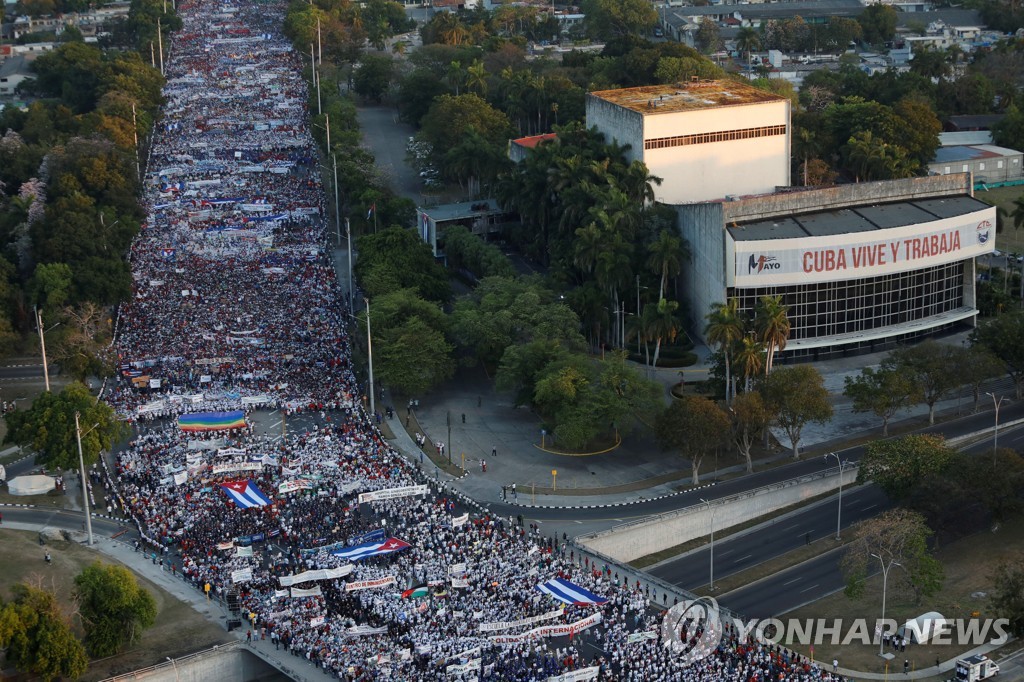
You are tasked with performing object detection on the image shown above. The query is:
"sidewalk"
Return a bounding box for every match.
[400,329,1006,508]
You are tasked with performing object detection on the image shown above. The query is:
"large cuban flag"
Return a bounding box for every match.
[535,577,608,606]
[331,537,411,561]
[220,480,273,509]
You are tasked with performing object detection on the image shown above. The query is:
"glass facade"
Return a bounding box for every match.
[730,261,966,356]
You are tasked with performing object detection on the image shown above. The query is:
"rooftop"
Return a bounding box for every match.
[419,198,506,223]
[588,80,785,115]
[933,144,1021,163]
[728,195,990,242]
[510,133,557,149]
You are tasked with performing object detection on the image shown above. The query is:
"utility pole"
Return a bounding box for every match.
[446,411,452,465]
[132,102,141,181]
[311,44,321,115]
[324,111,331,151]
[317,16,322,65]
[75,412,97,546]
[701,497,715,590]
[366,298,375,417]
[35,307,50,392]
[157,19,164,75]
[824,452,847,540]
[344,216,353,313]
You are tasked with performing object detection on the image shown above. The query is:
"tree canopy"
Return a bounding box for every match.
[857,434,957,500]
[0,583,88,681]
[74,561,157,657]
[759,365,832,458]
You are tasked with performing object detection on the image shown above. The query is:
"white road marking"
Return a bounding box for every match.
[800,584,820,593]
[784,578,802,586]
[861,504,878,511]
[734,554,752,563]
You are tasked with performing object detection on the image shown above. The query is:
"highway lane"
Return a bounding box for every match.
[717,547,847,620]
[2,506,128,539]
[497,400,1024,526]
[647,484,892,590]
[0,363,44,380]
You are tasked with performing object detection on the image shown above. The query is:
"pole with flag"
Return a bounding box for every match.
[367,203,378,233]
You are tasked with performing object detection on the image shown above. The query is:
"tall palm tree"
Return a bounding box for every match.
[647,230,687,301]
[573,223,604,275]
[705,298,744,404]
[649,298,681,370]
[445,60,464,95]
[754,295,791,374]
[465,60,488,96]
[734,335,766,393]
[1011,195,1024,232]
[736,26,761,66]
[621,159,662,205]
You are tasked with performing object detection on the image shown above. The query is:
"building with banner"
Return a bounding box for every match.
[586,79,791,204]
[677,175,996,359]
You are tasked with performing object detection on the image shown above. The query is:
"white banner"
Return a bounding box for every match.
[452,513,469,528]
[451,577,470,588]
[479,608,564,633]
[447,658,481,676]
[488,613,602,644]
[279,565,353,586]
[242,394,273,405]
[217,447,247,458]
[291,585,323,598]
[310,615,326,627]
[358,485,429,504]
[627,631,658,644]
[188,438,224,450]
[212,462,262,475]
[231,568,252,584]
[344,576,396,592]
[345,624,389,637]
[274,589,289,599]
[548,666,600,682]
[150,378,162,389]
[729,206,995,287]
[172,471,188,486]
[279,479,314,494]
[236,545,253,558]
[448,563,466,575]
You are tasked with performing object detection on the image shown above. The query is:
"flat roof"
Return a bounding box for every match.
[588,80,785,115]
[511,133,557,149]
[729,195,990,242]
[933,145,1021,163]
[419,199,505,222]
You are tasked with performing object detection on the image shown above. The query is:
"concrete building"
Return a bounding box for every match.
[929,145,1023,186]
[416,199,514,257]
[586,79,791,204]
[0,55,33,97]
[508,132,557,163]
[675,175,996,359]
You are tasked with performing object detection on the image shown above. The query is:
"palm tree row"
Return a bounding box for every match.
[705,294,791,402]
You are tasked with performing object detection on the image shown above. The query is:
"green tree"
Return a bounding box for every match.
[695,18,722,54]
[857,4,897,45]
[990,554,1024,636]
[0,583,88,681]
[419,94,512,170]
[74,562,157,657]
[843,365,916,436]
[961,347,1008,413]
[27,262,73,318]
[735,26,761,64]
[353,54,395,103]
[730,390,771,473]
[733,335,765,393]
[885,340,968,424]
[647,229,685,302]
[992,104,1024,152]
[396,68,449,126]
[364,300,454,396]
[857,434,957,500]
[704,298,744,404]
[753,294,790,374]
[580,0,658,40]
[4,381,126,470]
[355,227,451,303]
[656,395,730,485]
[759,365,833,459]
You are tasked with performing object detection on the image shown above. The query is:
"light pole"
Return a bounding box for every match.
[871,553,902,657]
[166,657,179,682]
[701,497,715,591]
[75,412,101,546]
[986,392,1009,466]
[345,216,353,313]
[34,307,59,392]
[824,452,848,540]
[365,298,375,417]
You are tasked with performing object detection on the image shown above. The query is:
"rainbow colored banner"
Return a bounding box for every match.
[178,411,246,432]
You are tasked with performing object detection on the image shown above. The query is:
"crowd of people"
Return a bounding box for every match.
[104,0,857,679]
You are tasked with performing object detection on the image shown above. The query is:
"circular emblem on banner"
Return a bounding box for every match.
[977,220,992,245]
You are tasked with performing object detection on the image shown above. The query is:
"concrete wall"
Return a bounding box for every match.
[578,466,857,563]
[929,154,1024,185]
[104,643,288,682]
[677,201,727,332]
[585,95,643,165]
[642,100,791,203]
[720,174,974,224]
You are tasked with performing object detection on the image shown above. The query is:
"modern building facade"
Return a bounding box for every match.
[676,175,996,359]
[586,79,791,204]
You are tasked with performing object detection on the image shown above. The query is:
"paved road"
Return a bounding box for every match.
[707,421,1024,619]
[648,484,892,591]
[0,363,44,380]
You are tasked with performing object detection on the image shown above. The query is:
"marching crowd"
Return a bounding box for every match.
[105,0,856,679]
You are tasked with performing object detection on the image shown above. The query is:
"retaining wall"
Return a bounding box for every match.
[102,643,287,682]
[578,465,858,563]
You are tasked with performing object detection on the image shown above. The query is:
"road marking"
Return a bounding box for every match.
[800,584,820,593]
[574,521,582,524]
[861,504,878,511]
[613,519,623,522]
[269,420,282,429]
[734,554,752,563]
[784,578,802,586]
[784,524,801,531]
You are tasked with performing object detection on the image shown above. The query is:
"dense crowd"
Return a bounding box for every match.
[107,0,855,679]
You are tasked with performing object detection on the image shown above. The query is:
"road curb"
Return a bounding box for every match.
[506,481,718,510]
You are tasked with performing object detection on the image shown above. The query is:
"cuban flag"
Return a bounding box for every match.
[535,577,608,606]
[366,203,375,220]
[220,480,272,509]
[331,537,410,561]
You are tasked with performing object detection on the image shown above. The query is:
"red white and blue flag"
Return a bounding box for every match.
[331,537,410,561]
[536,577,608,606]
[220,480,272,509]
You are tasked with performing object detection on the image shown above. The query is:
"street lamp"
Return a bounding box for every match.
[871,553,902,657]
[985,392,1010,466]
[365,298,375,417]
[701,497,715,591]
[34,307,60,392]
[824,452,848,541]
[75,412,101,546]
[166,657,179,682]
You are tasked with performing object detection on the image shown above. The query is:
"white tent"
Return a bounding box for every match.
[7,474,56,496]
[898,612,949,644]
